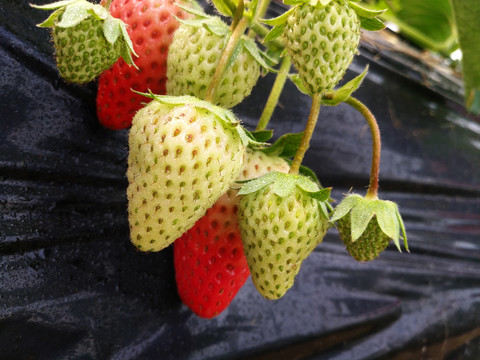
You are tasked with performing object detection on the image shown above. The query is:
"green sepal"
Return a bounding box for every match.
[250,130,274,143]
[322,66,369,106]
[57,1,106,27]
[174,3,208,18]
[289,73,310,95]
[260,132,304,158]
[238,172,330,202]
[263,23,286,43]
[135,92,262,147]
[262,6,296,26]
[359,16,385,31]
[330,194,409,252]
[348,1,386,18]
[30,0,79,11]
[210,0,237,18]
[242,38,278,72]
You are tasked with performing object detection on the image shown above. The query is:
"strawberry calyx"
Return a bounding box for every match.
[32,0,137,67]
[262,0,385,44]
[330,194,409,252]
[238,171,332,219]
[133,92,261,148]
[176,14,277,72]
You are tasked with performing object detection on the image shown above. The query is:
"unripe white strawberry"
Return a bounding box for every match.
[127,94,249,252]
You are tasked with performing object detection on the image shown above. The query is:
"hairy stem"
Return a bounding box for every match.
[289,93,322,175]
[345,96,381,200]
[205,16,249,103]
[230,0,245,30]
[256,56,291,131]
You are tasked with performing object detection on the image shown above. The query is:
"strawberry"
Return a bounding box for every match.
[32,0,136,84]
[283,0,361,95]
[330,194,409,261]
[237,172,331,300]
[166,15,263,109]
[174,149,290,318]
[127,94,250,252]
[96,0,195,129]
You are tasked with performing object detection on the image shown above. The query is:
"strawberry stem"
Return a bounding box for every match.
[345,96,381,200]
[289,92,322,175]
[256,56,291,131]
[205,17,249,103]
[230,0,245,31]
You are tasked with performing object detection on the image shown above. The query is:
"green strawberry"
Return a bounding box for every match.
[283,0,361,94]
[237,172,331,299]
[330,194,409,261]
[127,94,249,252]
[166,15,263,108]
[32,0,136,84]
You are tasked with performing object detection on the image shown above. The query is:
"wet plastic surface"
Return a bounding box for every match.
[1,1,480,359]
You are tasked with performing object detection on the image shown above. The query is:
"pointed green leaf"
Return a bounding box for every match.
[238,172,277,195]
[56,2,91,27]
[330,194,362,222]
[263,23,286,43]
[103,16,121,44]
[271,173,297,197]
[210,0,236,17]
[250,130,274,143]
[261,132,304,158]
[322,66,369,106]
[350,198,376,241]
[119,20,138,65]
[298,164,320,184]
[30,0,79,11]
[35,8,64,27]
[203,18,229,37]
[289,73,310,95]
[359,16,385,31]
[225,39,244,72]
[295,174,321,193]
[262,6,296,26]
[175,3,208,18]
[375,200,400,250]
[243,38,277,72]
[396,209,409,252]
[348,1,386,18]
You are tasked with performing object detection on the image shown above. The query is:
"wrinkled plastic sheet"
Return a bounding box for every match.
[1,1,480,359]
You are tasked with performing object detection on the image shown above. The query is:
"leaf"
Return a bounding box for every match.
[348,1,386,18]
[30,0,79,11]
[174,3,209,18]
[289,73,310,95]
[210,0,236,18]
[35,8,64,27]
[250,130,274,143]
[203,18,229,37]
[263,23,286,43]
[242,38,278,72]
[375,200,400,250]
[322,66,369,106]
[271,174,297,197]
[330,194,362,222]
[261,132,303,157]
[261,6,296,26]
[451,0,480,114]
[238,172,277,195]
[56,1,92,27]
[359,16,385,31]
[349,198,376,241]
[102,16,121,44]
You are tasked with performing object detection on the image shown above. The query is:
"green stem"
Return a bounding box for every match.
[247,0,271,37]
[256,56,291,131]
[230,0,245,31]
[250,20,284,49]
[289,93,322,175]
[345,96,381,200]
[205,16,250,103]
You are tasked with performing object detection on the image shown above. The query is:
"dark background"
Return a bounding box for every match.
[1,1,480,359]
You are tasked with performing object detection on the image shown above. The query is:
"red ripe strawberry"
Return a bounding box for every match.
[174,150,290,318]
[96,0,194,129]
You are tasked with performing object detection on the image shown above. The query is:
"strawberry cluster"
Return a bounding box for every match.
[33,0,409,318]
